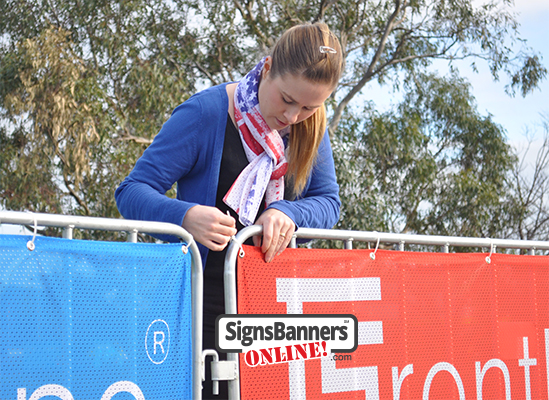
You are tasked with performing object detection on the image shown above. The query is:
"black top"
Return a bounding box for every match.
[203,114,256,330]
[210,115,257,231]
[202,113,294,398]
[203,113,296,322]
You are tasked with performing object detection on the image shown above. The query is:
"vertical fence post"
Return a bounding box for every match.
[63,225,74,239]
[290,236,297,249]
[127,229,138,243]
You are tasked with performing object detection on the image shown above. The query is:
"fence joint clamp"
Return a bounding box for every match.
[202,349,238,396]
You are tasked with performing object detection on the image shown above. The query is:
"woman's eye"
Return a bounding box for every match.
[282,97,292,104]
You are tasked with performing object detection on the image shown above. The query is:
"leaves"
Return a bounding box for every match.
[2,26,100,214]
[0,0,547,243]
[332,72,521,244]
[0,0,198,233]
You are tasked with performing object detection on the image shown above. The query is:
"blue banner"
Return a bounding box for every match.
[0,235,192,400]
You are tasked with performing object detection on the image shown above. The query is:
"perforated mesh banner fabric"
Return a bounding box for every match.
[237,245,549,399]
[0,235,192,400]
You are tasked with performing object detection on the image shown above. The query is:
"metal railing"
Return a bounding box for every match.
[0,210,204,399]
[6,211,549,400]
[223,225,549,400]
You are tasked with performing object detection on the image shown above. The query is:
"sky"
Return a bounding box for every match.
[363,0,549,151]
[1,0,548,236]
[464,0,549,147]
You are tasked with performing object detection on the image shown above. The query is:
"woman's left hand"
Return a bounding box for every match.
[253,208,295,263]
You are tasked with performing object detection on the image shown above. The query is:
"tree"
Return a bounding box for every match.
[0,0,547,241]
[0,0,199,238]
[331,71,518,246]
[1,27,101,216]
[505,115,549,242]
[198,0,546,131]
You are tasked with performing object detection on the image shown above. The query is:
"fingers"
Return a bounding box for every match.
[182,205,295,258]
[205,239,230,252]
[278,230,293,254]
[182,205,237,251]
[220,211,237,228]
[207,231,234,251]
[252,235,262,248]
[274,229,293,257]
[255,208,295,263]
[263,227,293,263]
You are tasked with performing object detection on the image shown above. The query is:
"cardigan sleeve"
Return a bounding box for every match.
[266,129,341,229]
[114,97,203,239]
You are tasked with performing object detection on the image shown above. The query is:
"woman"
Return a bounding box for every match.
[115,22,343,398]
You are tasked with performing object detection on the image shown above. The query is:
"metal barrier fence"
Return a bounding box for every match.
[4,209,549,399]
[0,210,204,399]
[223,226,549,400]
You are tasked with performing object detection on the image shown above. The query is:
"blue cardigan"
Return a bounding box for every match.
[115,83,341,263]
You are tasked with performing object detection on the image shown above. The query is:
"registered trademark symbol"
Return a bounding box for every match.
[145,319,170,365]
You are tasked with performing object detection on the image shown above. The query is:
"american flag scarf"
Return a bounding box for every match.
[223,57,288,226]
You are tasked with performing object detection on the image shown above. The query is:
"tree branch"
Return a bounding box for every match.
[233,0,271,51]
[45,128,91,215]
[329,0,406,133]
[114,134,154,145]
[313,0,339,23]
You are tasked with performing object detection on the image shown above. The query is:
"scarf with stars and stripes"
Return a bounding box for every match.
[223,57,288,226]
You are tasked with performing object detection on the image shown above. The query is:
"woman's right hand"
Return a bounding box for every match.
[182,205,237,251]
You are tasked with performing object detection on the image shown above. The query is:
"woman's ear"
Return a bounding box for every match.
[262,56,272,78]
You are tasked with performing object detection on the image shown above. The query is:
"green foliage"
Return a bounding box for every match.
[0,0,197,240]
[0,0,547,243]
[331,72,524,248]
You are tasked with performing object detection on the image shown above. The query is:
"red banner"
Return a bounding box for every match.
[237,246,549,399]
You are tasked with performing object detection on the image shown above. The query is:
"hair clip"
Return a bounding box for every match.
[319,46,337,54]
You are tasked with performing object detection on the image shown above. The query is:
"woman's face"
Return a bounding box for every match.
[258,57,333,131]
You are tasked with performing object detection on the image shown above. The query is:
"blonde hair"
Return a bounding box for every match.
[269,22,343,196]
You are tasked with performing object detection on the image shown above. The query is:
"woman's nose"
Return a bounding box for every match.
[284,107,300,124]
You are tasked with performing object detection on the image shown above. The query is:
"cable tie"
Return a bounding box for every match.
[486,241,495,264]
[26,213,38,251]
[370,234,380,260]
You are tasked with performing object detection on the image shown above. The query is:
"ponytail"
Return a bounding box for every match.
[269,22,342,196]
